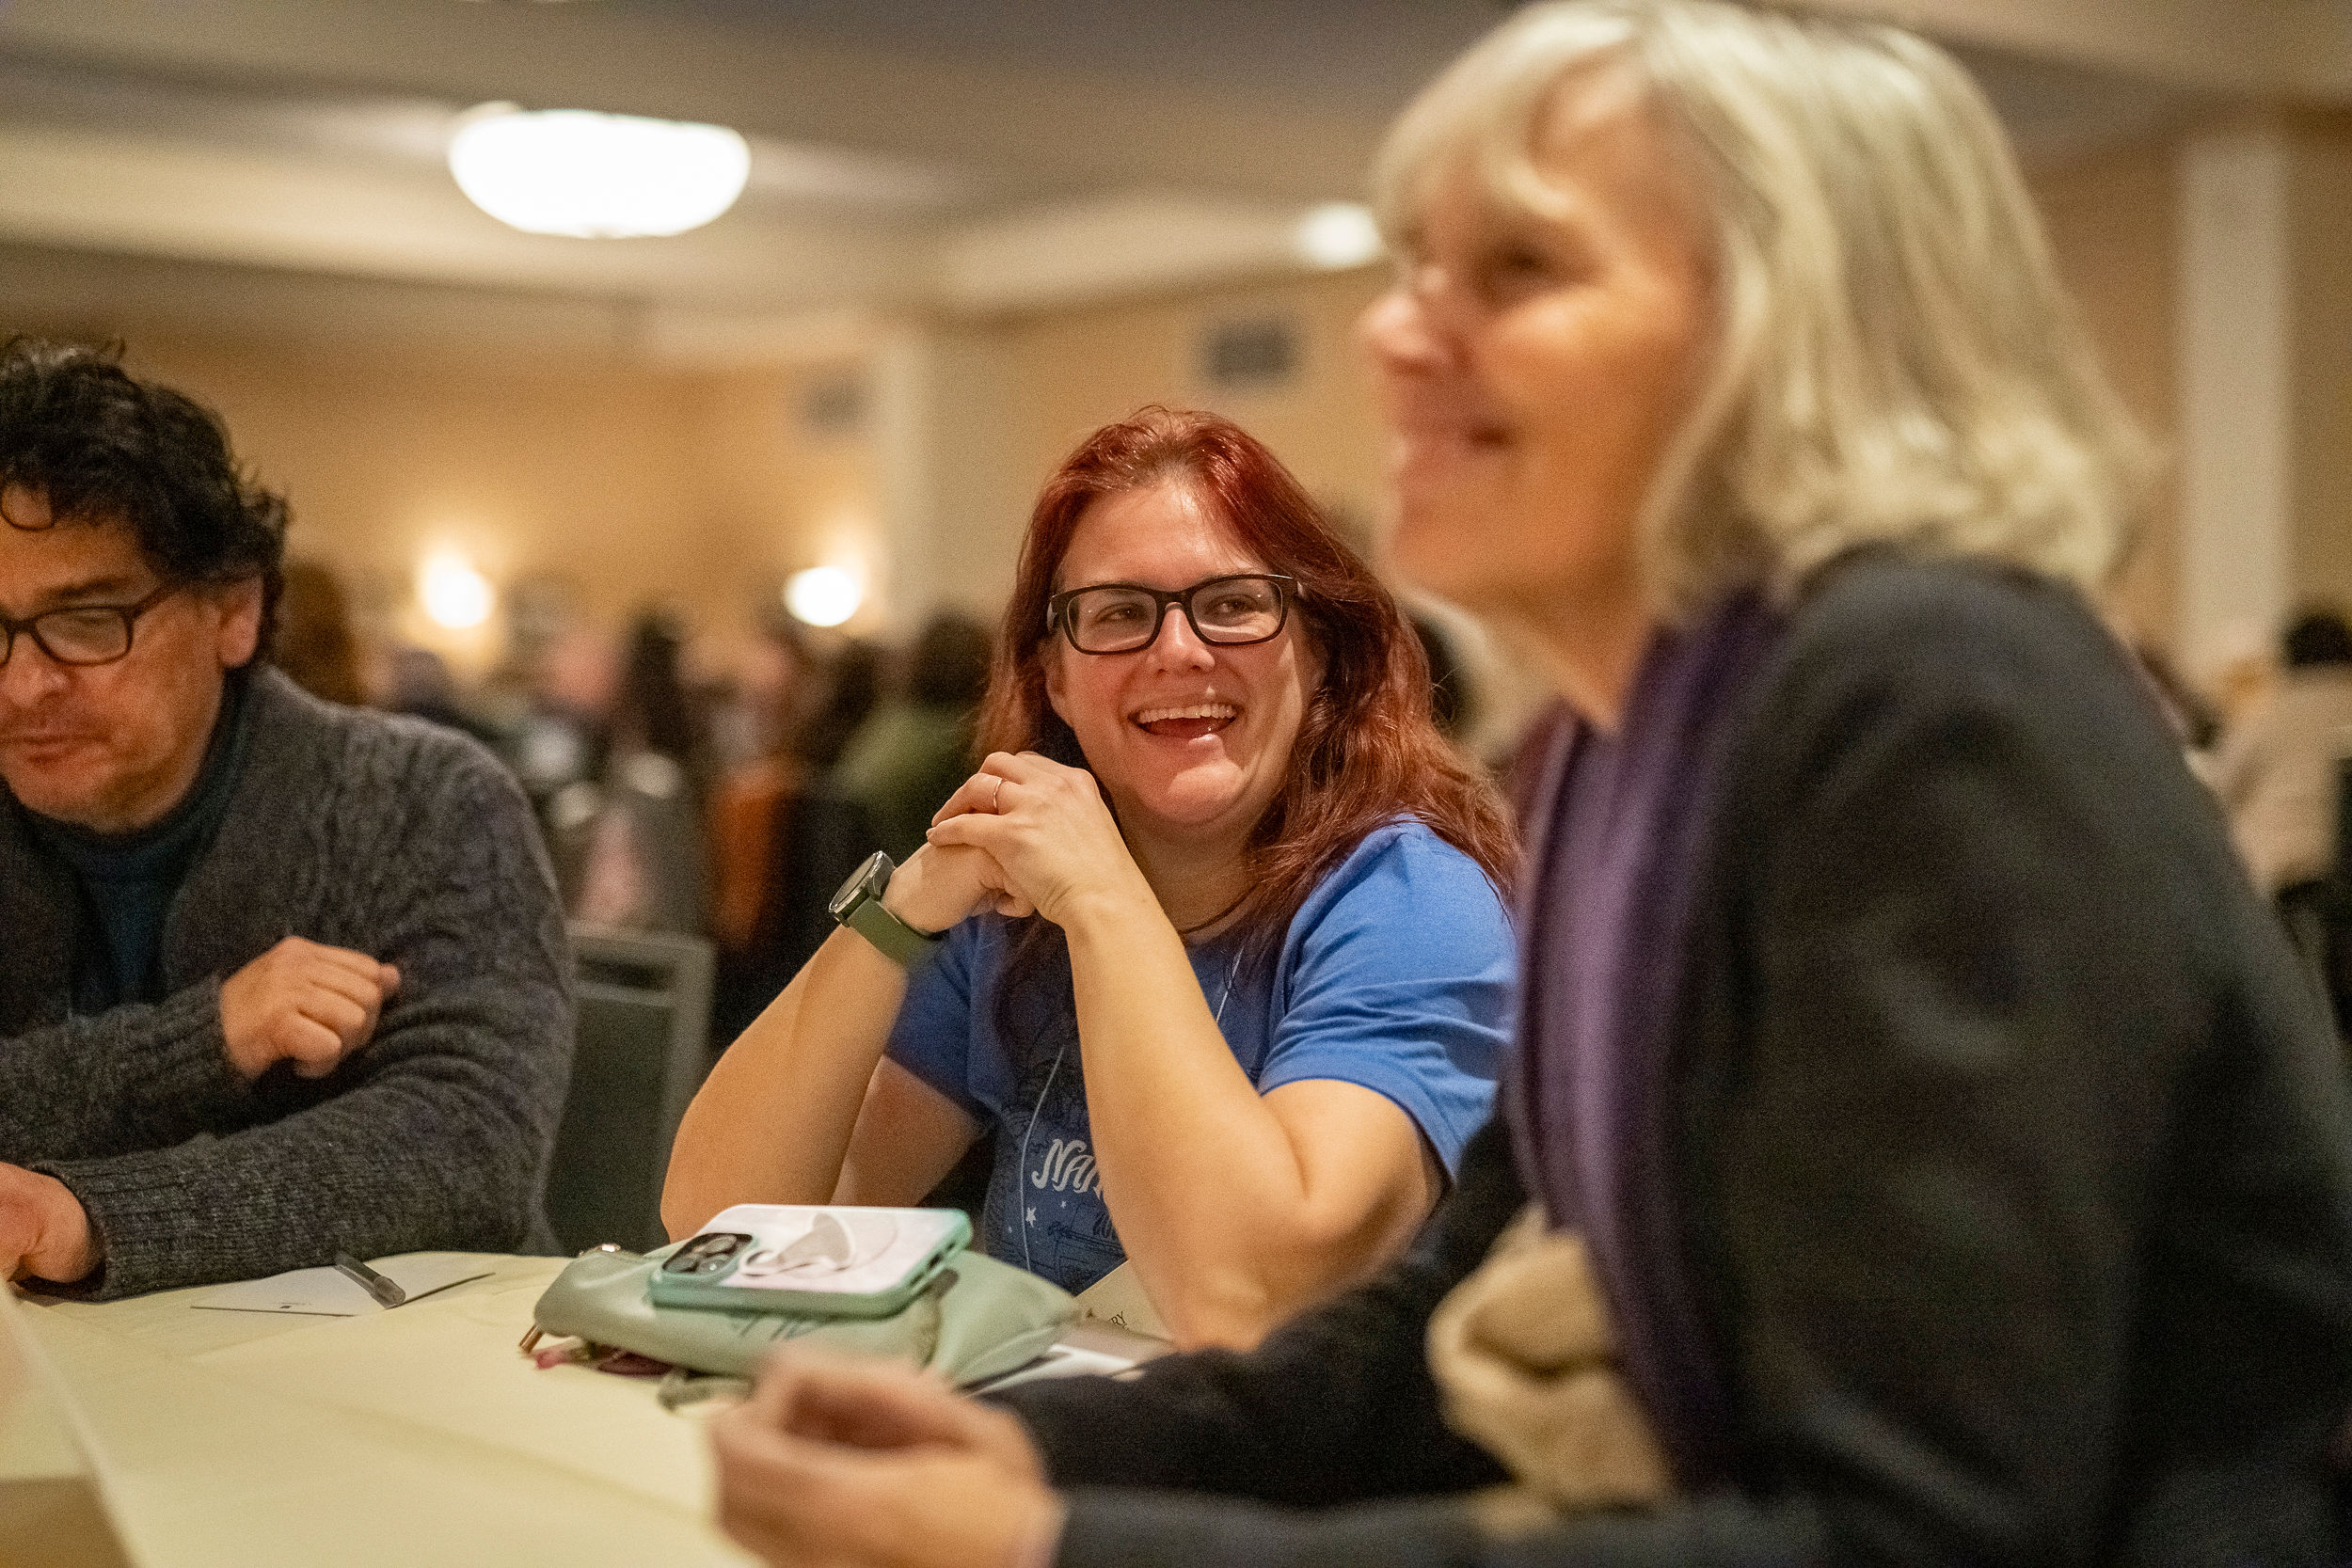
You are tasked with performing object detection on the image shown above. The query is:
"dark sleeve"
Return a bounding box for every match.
[996,1114,1520,1506]
[1680,563,2352,1565]
[1055,1492,1818,1568]
[0,981,251,1162]
[31,746,576,1299]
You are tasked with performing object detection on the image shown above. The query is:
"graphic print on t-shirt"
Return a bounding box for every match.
[985,1012,1126,1293]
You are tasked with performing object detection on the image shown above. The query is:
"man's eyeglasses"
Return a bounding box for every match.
[0,583,181,669]
[1045,574,1296,656]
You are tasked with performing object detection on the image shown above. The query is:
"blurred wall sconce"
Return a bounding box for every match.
[784,566,862,628]
[1293,202,1383,270]
[419,552,496,630]
[448,103,751,238]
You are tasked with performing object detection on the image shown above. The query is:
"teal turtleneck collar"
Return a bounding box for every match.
[17,668,258,1014]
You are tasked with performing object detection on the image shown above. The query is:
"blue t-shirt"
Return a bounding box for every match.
[884,819,1515,1294]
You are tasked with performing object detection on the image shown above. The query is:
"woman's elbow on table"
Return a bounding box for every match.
[1152,1138,1443,1348]
[658,1177,706,1243]
[1154,1274,1291,1353]
[660,1102,760,1241]
[1149,1211,1419,1351]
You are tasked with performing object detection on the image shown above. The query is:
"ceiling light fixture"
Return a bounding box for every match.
[1294,202,1383,270]
[448,103,751,238]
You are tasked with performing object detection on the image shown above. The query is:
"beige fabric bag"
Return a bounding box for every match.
[1425,1205,1676,1525]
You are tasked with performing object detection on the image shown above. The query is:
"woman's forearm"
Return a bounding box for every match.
[660,927,909,1237]
[1059,896,1430,1350]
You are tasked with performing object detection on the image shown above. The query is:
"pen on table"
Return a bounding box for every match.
[333,1252,407,1307]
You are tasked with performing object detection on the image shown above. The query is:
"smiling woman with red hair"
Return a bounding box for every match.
[665,406,1517,1350]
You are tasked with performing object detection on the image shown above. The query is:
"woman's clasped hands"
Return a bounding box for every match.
[711,1352,1062,1568]
[890,750,1153,938]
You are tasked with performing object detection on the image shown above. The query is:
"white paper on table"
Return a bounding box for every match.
[1071,1261,1170,1341]
[965,1321,1168,1393]
[967,1268,1175,1394]
[189,1257,492,1317]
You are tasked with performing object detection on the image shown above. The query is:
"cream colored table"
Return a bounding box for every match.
[3,1254,1165,1568]
[7,1254,754,1568]
[0,1259,734,1568]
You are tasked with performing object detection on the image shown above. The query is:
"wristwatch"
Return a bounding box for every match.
[827,850,946,970]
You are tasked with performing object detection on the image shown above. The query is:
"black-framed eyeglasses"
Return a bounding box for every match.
[0,582,181,669]
[1046,573,1296,656]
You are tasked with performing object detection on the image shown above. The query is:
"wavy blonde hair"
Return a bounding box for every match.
[1373,0,2155,611]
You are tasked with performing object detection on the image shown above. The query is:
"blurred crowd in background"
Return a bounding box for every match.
[271,560,1012,1046]
[267,553,2352,1050]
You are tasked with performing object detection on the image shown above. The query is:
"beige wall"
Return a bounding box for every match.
[851,269,1404,677]
[2026,138,2182,646]
[1001,267,1391,520]
[2289,110,2352,614]
[681,364,878,637]
[987,146,2195,670]
[2165,111,2352,682]
[0,130,2232,686]
[0,318,874,673]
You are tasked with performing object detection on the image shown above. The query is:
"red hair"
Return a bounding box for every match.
[982,406,1517,972]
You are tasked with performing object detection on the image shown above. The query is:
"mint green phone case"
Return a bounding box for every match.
[647,1208,972,1319]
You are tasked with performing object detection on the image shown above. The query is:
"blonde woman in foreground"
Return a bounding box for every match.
[708,5,2352,1565]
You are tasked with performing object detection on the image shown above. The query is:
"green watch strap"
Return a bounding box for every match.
[845,886,946,971]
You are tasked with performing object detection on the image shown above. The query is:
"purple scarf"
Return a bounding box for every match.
[1507,591,1786,1487]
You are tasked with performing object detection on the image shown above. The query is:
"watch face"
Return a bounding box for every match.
[829,850,890,921]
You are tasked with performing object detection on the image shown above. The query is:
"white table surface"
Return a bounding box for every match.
[7,1253,1162,1568]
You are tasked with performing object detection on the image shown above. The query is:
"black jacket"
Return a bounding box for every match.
[999,556,2352,1567]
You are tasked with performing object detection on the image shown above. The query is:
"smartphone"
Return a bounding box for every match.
[646,1205,971,1319]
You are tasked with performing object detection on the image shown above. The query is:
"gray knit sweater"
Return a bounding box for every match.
[0,668,573,1298]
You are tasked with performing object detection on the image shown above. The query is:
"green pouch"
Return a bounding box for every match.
[532,1243,1074,1386]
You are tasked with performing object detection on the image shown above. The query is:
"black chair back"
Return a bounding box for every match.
[544,926,714,1253]
[2335,756,2352,893]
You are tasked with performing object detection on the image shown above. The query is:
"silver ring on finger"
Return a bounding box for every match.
[990,775,1006,814]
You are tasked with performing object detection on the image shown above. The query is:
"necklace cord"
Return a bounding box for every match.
[1175,890,1248,939]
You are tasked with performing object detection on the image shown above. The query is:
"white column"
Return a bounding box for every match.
[2175,123,2295,681]
[2287,130,2352,610]
[870,324,1027,639]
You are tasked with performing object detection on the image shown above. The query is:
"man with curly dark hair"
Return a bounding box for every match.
[0,339,573,1296]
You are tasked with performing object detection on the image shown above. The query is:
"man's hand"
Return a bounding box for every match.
[0,1163,97,1284]
[218,937,401,1082]
[713,1351,1063,1568]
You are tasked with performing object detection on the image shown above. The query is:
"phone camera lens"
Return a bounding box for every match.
[669,1231,751,1275]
